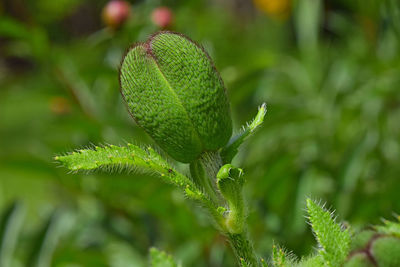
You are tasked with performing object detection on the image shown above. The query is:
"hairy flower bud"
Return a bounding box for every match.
[372,236,400,266]
[344,231,400,267]
[119,32,232,163]
[344,253,374,267]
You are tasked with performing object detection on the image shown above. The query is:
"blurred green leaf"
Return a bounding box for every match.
[0,201,25,267]
[0,17,28,38]
[27,210,66,267]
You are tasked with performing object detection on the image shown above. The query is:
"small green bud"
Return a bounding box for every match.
[372,236,400,267]
[217,164,245,233]
[119,32,232,163]
[343,252,375,267]
[217,164,244,201]
[350,230,376,251]
[345,225,400,267]
[217,206,227,215]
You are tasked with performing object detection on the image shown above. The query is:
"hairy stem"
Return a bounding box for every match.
[198,151,259,266]
[189,160,219,204]
[199,151,223,184]
[226,196,245,234]
[227,232,260,267]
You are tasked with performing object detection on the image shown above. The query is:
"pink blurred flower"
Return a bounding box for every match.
[151,7,173,28]
[102,0,131,29]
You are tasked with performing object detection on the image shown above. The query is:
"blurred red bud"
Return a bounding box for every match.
[50,97,70,115]
[253,0,291,20]
[102,0,131,29]
[151,7,173,28]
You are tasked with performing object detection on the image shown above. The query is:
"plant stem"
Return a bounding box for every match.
[199,151,223,184]
[197,151,224,205]
[189,160,219,204]
[198,151,260,266]
[227,232,260,267]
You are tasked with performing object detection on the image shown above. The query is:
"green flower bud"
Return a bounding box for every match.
[343,252,375,267]
[119,32,232,163]
[345,226,400,267]
[350,230,376,251]
[217,164,245,200]
[217,164,245,233]
[372,236,400,267]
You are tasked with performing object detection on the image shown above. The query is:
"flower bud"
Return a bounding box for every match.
[102,0,131,29]
[119,32,232,163]
[344,229,400,267]
[371,236,400,266]
[151,7,173,29]
[253,0,291,19]
[343,253,374,267]
[217,164,245,233]
[349,230,375,251]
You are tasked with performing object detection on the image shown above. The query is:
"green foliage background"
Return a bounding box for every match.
[0,0,399,266]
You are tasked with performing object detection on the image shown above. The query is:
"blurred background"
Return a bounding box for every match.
[1,0,400,266]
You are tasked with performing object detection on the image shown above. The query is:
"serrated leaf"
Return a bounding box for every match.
[56,144,195,189]
[221,103,266,163]
[306,199,351,267]
[295,255,324,267]
[271,244,297,267]
[272,245,287,267]
[261,258,269,267]
[56,144,219,212]
[149,247,178,267]
[240,257,251,267]
[0,201,25,267]
[374,216,400,237]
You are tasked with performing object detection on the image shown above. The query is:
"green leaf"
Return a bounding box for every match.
[306,199,351,267]
[221,103,266,163]
[0,201,25,267]
[56,144,195,190]
[0,16,28,38]
[271,244,297,267]
[55,144,220,211]
[374,216,400,237]
[240,257,251,267]
[261,258,269,267]
[296,255,324,267]
[384,0,400,39]
[272,245,287,267]
[149,247,178,267]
